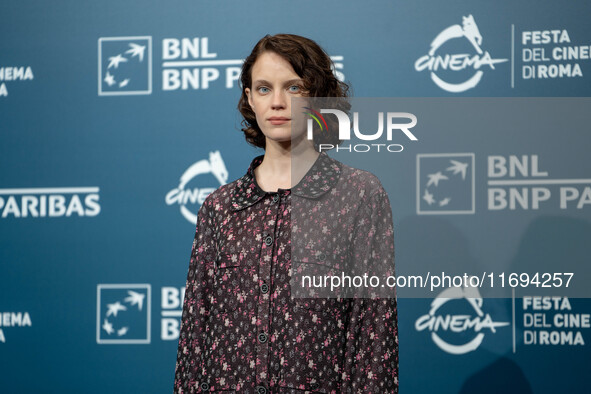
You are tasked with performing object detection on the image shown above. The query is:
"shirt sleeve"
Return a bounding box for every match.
[341,186,399,393]
[174,197,217,393]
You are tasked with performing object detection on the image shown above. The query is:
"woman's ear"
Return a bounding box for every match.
[245,88,254,110]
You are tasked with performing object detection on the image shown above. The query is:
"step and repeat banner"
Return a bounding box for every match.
[1,1,590,393]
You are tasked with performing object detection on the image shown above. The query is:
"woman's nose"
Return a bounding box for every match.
[271,90,287,109]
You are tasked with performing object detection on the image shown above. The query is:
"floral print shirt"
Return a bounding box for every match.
[174,152,399,393]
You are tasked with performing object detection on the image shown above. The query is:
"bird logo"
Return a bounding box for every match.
[124,290,146,311]
[125,43,146,62]
[106,301,127,317]
[101,291,145,338]
[103,43,144,89]
[97,285,151,344]
[98,37,151,95]
[418,154,474,214]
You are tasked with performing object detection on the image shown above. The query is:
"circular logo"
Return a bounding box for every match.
[165,151,228,224]
[414,15,507,93]
[415,287,509,354]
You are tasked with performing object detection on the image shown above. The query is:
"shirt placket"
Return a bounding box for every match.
[255,192,282,393]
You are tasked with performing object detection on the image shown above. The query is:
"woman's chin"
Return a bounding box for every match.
[262,131,292,143]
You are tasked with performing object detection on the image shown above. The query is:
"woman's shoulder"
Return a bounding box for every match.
[336,160,387,198]
[199,153,264,214]
[200,176,242,210]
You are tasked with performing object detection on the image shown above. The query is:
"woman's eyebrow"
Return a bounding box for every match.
[283,78,303,85]
[253,78,303,86]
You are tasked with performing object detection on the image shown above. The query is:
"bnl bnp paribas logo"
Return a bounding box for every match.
[417,153,475,214]
[98,36,152,96]
[98,36,345,96]
[0,186,101,219]
[415,15,507,92]
[418,153,591,214]
[96,284,151,344]
[96,284,188,344]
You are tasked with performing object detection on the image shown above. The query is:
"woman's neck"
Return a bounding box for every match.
[254,140,319,192]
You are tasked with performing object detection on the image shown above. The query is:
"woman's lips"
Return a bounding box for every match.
[268,117,291,125]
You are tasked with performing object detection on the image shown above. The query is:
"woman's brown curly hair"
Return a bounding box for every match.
[238,34,350,149]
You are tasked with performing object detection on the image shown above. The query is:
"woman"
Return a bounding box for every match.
[174,34,398,393]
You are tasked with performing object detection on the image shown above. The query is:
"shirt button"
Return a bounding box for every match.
[261,283,269,294]
[264,235,273,246]
[310,382,320,390]
[258,332,268,343]
[272,194,279,203]
[255,385,268,394]
[200,382,209,391]
[317,253,326,262]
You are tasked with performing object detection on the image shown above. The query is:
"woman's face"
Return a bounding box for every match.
[245,51,307,146]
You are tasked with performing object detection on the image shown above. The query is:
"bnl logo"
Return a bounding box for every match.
[98,36,152,95]
[96,284,151,344]
[417,153,475,214]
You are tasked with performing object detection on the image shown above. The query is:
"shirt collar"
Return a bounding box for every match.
[230,152,342,211]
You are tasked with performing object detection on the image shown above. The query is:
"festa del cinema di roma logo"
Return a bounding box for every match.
[415,287,509,354]
[415,15,508,93]
[166,151,228,225]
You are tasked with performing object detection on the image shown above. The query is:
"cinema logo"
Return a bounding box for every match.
[305,108,418,153]
[415,287,509,354]
[415,15,508,93]
[0,187,100,219]
[165,151,228,225]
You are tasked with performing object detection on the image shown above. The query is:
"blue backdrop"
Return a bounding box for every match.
[1,0,590,393]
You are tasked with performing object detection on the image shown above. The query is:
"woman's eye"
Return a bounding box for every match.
[289,85,301,93]
[258,86,270,94]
